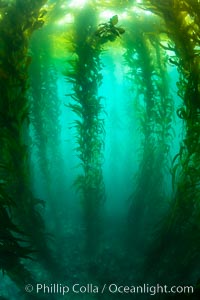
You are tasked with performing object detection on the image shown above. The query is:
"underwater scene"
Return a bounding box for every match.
[0,0,200,299]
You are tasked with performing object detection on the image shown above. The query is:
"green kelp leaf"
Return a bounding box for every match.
[0,207,22,234]
[73,174,85,192]
[65,76,76,84]
[72,119,84,130]
[65,93,79,102]
[171,163,180,191]
[68,103,83,118]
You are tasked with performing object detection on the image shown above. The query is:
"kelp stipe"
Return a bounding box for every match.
[141,0,200,286]
[0,0,59,290]
[29,28,64,222]
[0,0,200,297]
[123,13,173,259]
[29,27,68,279]
[64,5,106,256]
[0,163,34,289]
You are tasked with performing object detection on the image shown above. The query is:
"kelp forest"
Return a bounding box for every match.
[0,0,200,299]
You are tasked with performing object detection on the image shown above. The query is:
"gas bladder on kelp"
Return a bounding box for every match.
[94,14,125,45]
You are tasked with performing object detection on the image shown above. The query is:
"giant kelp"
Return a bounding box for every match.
[28,33,66,281]
[123,12,173,259]
[64,6,106,256]
[140,0,200,285]
[0,0,200,298]
[29,27,63,209]
[0,0,59,290]
[29,27,69,274]
[29,32,52,193]
[0,162,34,290]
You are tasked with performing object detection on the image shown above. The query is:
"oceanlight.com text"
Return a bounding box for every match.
[25,283,194,296]
[108,283,194,295]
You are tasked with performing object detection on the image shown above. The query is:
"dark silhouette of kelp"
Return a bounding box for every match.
[64,6,106,258]
[0,0,60,294]
[0,1,200,299]
[122,13,173,276]
[139,0,200,288]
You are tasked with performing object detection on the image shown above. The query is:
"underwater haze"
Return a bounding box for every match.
[0,0,200,299]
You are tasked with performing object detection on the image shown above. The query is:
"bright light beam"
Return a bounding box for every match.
[57,13,74,26]
[68,0,88,9]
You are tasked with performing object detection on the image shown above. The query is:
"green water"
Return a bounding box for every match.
[0,0,200,299]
